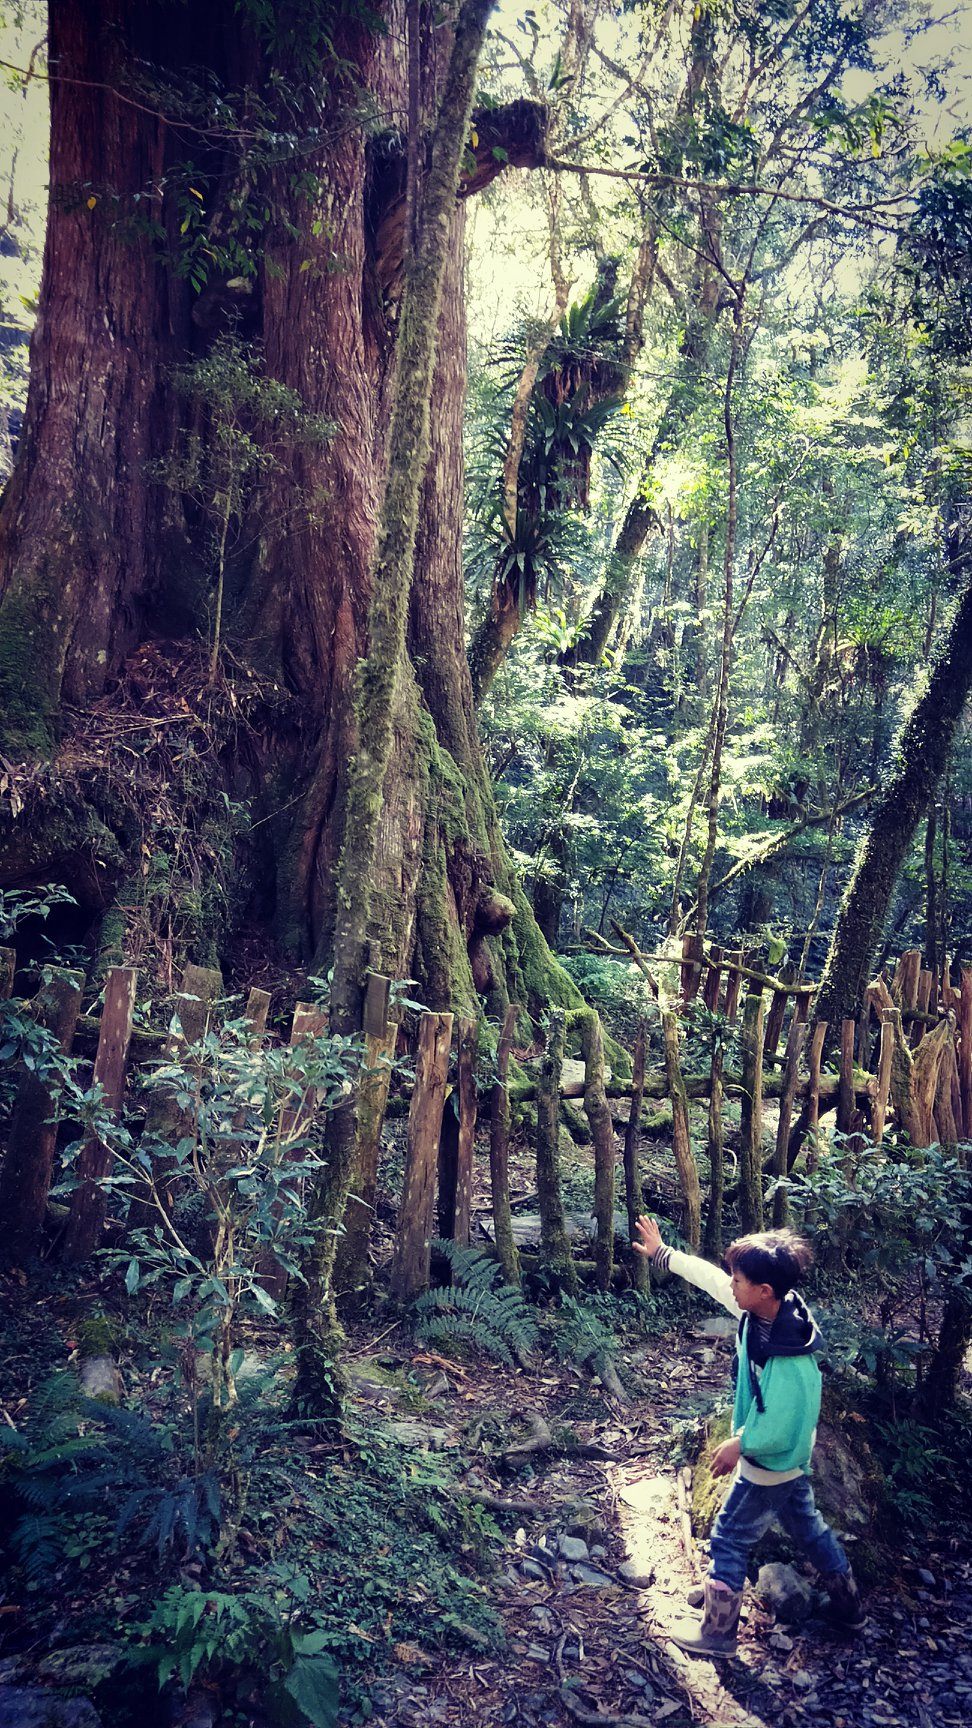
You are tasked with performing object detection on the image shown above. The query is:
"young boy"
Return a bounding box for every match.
[634,1215,863,1658]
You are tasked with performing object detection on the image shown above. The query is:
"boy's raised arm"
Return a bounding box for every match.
[634,1215,741,1317]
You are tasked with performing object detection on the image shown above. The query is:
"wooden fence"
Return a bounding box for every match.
[0,934,969,1296]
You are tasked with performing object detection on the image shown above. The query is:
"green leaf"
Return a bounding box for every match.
[283,1655,341,1728]
[124,1257,140,1295]
[251,1283,279,1316]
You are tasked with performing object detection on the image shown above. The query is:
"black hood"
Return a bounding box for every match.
[738,1291,823,1411]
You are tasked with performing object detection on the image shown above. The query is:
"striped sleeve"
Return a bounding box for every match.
[653,1246,741,1317]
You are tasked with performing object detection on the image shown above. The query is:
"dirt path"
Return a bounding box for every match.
[361,1321,972,1728]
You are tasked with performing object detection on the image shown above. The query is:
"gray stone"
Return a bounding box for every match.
[520,1559,547,1581]
[36,1650,122,1690]
[696,1316,738,1339]
[811,1420,878,1531]
[768,1632,794,1654]
[558,1534,590,1563]
[793,1671,814,1690]
[617,1560,654,1587]
[0,1689,102,1728]
[78,1357,121,1405]
[571,1564,617,1588]
[917,1568,936,1587]
[755,1562,814,1623]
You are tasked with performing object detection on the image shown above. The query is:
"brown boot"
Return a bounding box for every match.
[670,1577,742,1657]
[821,1567,865,1629]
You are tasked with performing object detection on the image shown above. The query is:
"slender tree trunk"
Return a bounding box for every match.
[816,556,972,1027]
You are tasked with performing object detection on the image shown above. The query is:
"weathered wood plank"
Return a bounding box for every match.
[390,1012,453,1301]
[0,969,84,1263]
[62,967,138,1263]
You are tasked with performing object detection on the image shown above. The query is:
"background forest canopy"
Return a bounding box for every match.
[0,0,972,1026]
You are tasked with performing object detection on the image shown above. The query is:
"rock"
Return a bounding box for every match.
[755,1562,814,1623]
[768,1631,794,1654]
[570,1564,616,1588]
[519,1559,547,1581]
[917,1568,936,1587]
[558,1535,590,1563]
[36,1650,123,1690]
[384,1419,453,1450]
[811,1417,882,1534]
[425,1373,451,1399]
[793,1671,814,1690]
[0,1689,102,1728]
[78,1357,121,1405]
[696,1316,738,1339]
[617,1560,654,1587]
[591,1544,607,1560]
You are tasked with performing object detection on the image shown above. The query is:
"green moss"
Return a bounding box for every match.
[690,1409,733,1537]
[78,1314,123,1359]
[0,577,65,757]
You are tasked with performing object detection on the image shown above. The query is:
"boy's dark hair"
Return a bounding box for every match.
[725,1229,813,1298]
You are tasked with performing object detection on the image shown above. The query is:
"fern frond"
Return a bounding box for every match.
[415,1313,515,1367]
[413,1246,539,1365]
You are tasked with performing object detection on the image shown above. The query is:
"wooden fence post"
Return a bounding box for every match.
[872,1012,894,1144]
[837,1018,857,1137]
[661,1008,701,1249]
[764,964,793,1060]
[739,988,765,1232]
[680,932,704,1007]
[723,950,743,1023]
[580,1009,616,1293]
[703,1020,725,1261]
[802,1021,827,1173]
[335,972,397,1306]
[489,1004,520,1285]
[454,1018,478,1247]
[261,1001,327,1300]
[536,1007,577,1291]
[438,1016,478,1245]
[61,967,138,1263]
[959,967,972,1139]
[772,1017,805,1227]
[389,1012,453,1301]
[242,986,271,1045]
[0,968,84,1263]
[702,944,723,1012]
[623,1021,648,1292]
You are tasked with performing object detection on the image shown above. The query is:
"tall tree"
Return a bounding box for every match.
[0,1,576,1032]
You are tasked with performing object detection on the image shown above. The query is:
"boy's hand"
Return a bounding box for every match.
[711,1435,742,1478]
[634,1214,662,1258]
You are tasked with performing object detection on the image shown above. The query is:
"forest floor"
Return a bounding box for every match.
[352,1311,972,1728]
[352,1121,972,1728]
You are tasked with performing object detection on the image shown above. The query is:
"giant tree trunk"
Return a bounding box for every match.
[816,554,972,1026]
[0,0,570,1019]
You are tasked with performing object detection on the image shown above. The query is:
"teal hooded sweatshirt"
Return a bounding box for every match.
[656,1246,824,1482]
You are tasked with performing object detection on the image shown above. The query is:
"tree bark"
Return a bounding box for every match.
[816,559,972,1026]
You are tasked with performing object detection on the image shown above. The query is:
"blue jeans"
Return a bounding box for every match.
[708,1474,848,1592]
